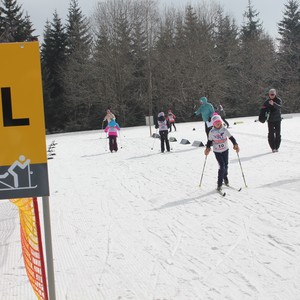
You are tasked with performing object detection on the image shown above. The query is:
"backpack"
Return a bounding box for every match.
[258,105,269,123]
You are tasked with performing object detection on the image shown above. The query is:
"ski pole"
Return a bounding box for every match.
[105,133,108,151]
[100,120,104,139]
[118,133,123,149]
[237,152,247,188]
[151,129,158,150]
[199,155,208,187]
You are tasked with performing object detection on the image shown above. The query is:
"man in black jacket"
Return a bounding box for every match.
[263,88,282,152]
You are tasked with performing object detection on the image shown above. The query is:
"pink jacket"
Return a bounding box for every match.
[104,125,120,136]
[166,112,176,123]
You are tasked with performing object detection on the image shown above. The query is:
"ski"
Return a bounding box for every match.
[217,189,226,197]
[225,184,242,192]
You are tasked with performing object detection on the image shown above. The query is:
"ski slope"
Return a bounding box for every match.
[1,114,300,300]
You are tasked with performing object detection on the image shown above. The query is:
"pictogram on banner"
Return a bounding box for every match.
[0,42,49,199]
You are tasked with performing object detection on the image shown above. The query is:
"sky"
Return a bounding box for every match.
[18,0,287,40]
[1,113,300,299]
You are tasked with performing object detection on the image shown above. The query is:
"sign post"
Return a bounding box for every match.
[0,42,55,299]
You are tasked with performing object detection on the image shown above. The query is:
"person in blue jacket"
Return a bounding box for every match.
[192,97,215,137]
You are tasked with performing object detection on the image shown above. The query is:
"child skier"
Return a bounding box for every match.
[103,108,116,127]
[166,109,176,132]
[204,114,239,191]
[104,119,120,152]
[155,112,170,153]
[217,104,229,128]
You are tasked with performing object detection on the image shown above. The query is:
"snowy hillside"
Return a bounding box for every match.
[1,114,300,300]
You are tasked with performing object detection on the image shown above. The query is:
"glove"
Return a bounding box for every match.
[204,148,211,156]
[155,125,158,129]
[190,113,196,118]
[233,144,240,153]
[208,117,211,122]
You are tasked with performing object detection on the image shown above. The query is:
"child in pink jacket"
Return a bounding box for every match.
[104,120,120,152]
[166,109,176,132]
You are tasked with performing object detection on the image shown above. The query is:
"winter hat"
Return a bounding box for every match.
[200,97,208,104]
[158,112,165,117]
[211,114,223,126]
[109,120,116,127]
[269,88,276,95]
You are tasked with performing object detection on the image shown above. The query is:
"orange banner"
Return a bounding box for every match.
[10,198,48,300]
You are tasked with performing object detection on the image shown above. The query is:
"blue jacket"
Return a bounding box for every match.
[194,97,215,122]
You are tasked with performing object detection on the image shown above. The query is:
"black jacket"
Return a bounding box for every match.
[263,96,282,122]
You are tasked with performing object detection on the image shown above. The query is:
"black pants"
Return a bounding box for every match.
[109,136,118,152]
[214,149,229,187]
[169,122,176,132]
[223,117,229,127]
[267,121,281,150]
[159,130,170,152]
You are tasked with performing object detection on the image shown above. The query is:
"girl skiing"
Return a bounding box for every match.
[204,114,239,191]
[103,109,116,127]
[155,112,170,153]
[104,120,120,152]
[166,109,176,132]
[217,104,229,128]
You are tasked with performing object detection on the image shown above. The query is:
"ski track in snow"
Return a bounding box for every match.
[1,114,300,299]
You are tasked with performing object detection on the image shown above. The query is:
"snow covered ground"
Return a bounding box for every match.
[1,114,300,300]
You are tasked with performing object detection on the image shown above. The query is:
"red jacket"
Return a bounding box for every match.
[166,112,176,123]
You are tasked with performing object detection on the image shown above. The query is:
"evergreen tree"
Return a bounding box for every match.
[63,0,94,131]
[174,12,185,49]
[129,7,148,125]
[277,0,300,112]
[213,10,240,115]
[40,12,67,131]
[183,5,199,45]
[182,5,216,100]
[240,0,263,41]
[0,0,36,42]
[180,5,203,100]
[238,0,276,116]
[92,25,116,121]
[65,0,92,56]
[113,10,135,125]
[155,11,177,112]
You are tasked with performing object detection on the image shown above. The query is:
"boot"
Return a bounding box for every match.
[224,177,229,186]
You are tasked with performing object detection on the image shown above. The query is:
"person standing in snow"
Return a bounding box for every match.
[104,119,120,152]
[103,108,116,127]
[155,112,170,153]
[191,97,215,137]
[262,88,282,153]
[217,104,229,128]
[204,114,239,191]
[166,109,176,132]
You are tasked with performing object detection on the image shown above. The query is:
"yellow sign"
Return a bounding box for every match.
[0,42,49,199]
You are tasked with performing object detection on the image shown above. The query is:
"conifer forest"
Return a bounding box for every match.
[1,0,300,132]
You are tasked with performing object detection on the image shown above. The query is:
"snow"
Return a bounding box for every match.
[1,114,300,300]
